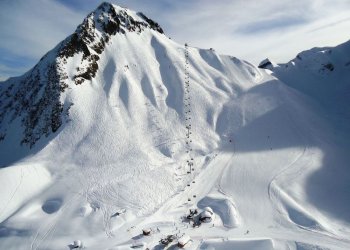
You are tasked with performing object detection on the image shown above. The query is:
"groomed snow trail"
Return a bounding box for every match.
[99,71,350,249]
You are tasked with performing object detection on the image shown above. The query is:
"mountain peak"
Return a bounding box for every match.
[79,2,164,37]
[96,2,163,32]
[0,2,166,148]
[58,2,164,85]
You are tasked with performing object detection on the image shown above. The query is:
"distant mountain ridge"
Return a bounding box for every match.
[259,40,350,110]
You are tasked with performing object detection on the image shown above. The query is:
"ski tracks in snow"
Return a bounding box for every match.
[30,194,79,250]
[265,85,349,243]
[0,166,24,221]
[266,84,317,228]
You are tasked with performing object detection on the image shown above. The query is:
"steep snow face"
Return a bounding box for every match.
[269,40,350,116]
[59,1,164,86]
[0,2,164,150]
[265,40,350,234]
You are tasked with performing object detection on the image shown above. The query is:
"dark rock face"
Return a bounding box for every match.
[137,12,164,34]
[59,2,164,85]
[0,2,164,147]
[323,63,334,72]
[0,62,72,147]
[258,59,273,69]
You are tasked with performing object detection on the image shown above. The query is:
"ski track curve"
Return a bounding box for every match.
[0,166,24,220]
[266,83,320,231]
[30,194,79,250]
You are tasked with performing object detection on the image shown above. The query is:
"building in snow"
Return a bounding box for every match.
[142,228,152,236]
[199,207,214,223]
[178,235,191,248]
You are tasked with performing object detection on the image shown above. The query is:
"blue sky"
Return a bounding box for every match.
[0,0,349,81]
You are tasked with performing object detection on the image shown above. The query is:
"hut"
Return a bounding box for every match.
[178,235,191,248]
[199,211,213,223]
[72,240,82,249]
[199,207,214,223]
[160,235,176,246]
[160,238,170,246]
[258,58,274,69]
[142,228,152,236]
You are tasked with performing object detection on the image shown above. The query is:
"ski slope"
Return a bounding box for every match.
[0,3,350,250]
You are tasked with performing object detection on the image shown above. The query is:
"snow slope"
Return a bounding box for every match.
[0,2,350,250]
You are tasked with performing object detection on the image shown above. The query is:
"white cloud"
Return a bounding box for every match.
[0,0,349,79]
[153,0,350,64]
[0,0,84,59]
[0,76,9,82]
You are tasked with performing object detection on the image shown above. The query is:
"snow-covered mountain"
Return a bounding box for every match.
[260,40,350,114]
[0,2,349,250]
[0,2,163,151]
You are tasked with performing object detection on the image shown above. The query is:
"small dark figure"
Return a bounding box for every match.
[160,238,170,246]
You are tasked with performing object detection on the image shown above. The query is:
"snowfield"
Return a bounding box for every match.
[0,3,350,250]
